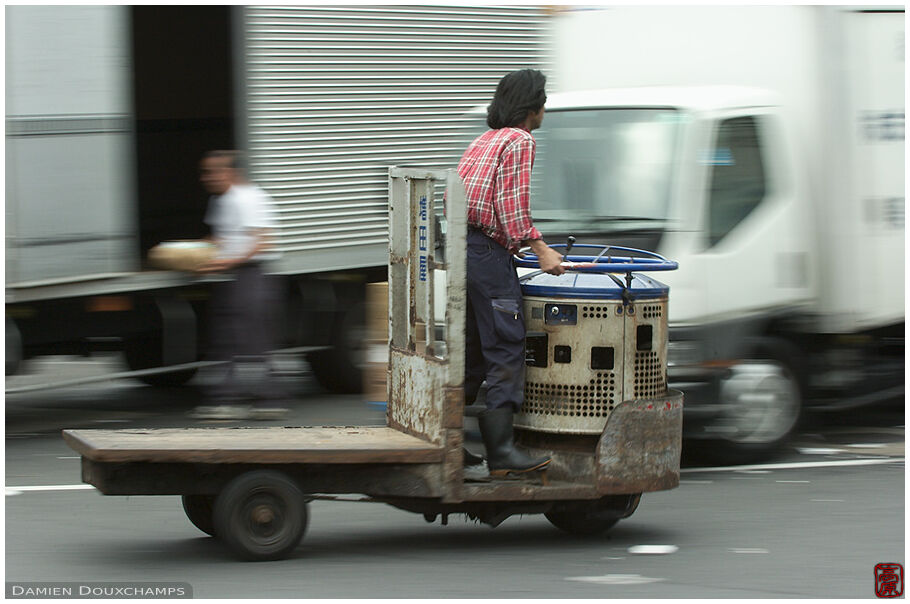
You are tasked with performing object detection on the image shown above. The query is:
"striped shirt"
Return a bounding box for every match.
[457,126,542,252]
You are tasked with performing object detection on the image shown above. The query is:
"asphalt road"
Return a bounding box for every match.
[5,354,906,598]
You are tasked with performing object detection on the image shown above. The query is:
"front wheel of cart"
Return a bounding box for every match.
[182,494,217,537]
[546,506,619,536]
[213,471,309,561]
[545,495,641,536]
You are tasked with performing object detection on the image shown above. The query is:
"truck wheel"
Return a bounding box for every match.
[308,301,366,394]
[6,318,22,376]
[545,495,639,536]
[182,494,217,537]
[708,340,803,463]
[213,471,308,561]
[123,333,197,387]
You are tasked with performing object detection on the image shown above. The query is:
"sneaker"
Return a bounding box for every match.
[463,460,490,482]
[248,406,290,421]
[189,405,251,420]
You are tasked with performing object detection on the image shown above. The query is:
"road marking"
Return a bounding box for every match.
[847,443,887,448]
[566,574,666,585]
[729,548,769,554]
[681,458,903,473]
[628,545,678,555]
[797,447,844,455]
[6,484,95,496]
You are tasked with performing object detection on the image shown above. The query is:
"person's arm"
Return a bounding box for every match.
[197,229,269,273]
[198,188,276,273]
[525,238,565,275]
[498,137,565,275]
[496,137,540,248]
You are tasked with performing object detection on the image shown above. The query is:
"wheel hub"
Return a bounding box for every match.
[718,361,800,444]
[251,504,275,525]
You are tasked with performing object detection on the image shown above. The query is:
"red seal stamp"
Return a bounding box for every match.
[875,563,903,598]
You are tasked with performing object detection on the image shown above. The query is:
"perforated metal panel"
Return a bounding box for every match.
[634,350,666,399]
[517,297,669,434]
[525,372,618,418]
[241,5,550,273]
[641,304,663,319]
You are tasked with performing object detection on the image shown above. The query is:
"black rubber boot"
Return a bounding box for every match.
[463,447,484,466]
[478,407,550,475]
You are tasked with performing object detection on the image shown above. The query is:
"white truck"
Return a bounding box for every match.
[525,5,904,460]
[5,5,550,392]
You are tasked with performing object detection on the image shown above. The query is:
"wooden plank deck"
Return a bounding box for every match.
[62,426,445,464]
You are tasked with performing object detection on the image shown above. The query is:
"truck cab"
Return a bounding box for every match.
[528,87,815,456]
[529,5,904,461]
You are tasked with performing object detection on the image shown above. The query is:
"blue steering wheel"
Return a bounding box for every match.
[514,243,678,274]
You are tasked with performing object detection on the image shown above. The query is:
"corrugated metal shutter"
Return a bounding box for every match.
[242,5,550,273]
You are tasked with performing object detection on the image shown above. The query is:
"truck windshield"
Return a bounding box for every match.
[531,108,680,234]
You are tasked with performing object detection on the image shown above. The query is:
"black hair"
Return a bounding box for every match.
[486,69,547,130]
[203,150,247,174]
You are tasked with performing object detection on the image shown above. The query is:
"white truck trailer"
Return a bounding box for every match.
[5,5,550,392]
[527,5,904,460]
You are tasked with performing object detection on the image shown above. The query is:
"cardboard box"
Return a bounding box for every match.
[363,281,433,403]
[366,282,389,342]
[365,282,390,403]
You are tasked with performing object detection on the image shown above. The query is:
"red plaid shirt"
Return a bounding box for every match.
[458,127,542,252]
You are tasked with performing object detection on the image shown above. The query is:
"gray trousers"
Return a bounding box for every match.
[207,262,282,403]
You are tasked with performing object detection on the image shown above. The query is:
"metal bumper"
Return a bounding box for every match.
[596,388,684,493]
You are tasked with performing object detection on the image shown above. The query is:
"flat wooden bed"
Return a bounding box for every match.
[62,426,445,464]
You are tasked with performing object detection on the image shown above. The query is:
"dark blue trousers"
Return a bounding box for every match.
[465,228,526,412]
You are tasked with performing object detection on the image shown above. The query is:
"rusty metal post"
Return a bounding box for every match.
[387,167,466,503]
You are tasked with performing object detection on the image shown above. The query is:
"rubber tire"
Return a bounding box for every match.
[701,338,804,465]
[308,302,366,394]
[213,471,308,562]
[123,333,197,387]
[545,501,622,536]
[182,495,217,537]
[6,318,22,376]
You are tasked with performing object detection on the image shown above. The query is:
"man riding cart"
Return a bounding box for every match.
[62,70,683,561]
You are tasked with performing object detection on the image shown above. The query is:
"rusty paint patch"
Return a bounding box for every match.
[443,388,464,429]
[388,349,448,445]
[461,481,599,502]
[442,428,464,503]
[596,389,683,494]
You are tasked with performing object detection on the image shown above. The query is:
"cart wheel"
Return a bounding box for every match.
[213,471,308,561]
[182,495,217,537]
[545,501,622,536]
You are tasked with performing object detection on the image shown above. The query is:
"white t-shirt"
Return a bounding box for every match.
[204,183,279,262]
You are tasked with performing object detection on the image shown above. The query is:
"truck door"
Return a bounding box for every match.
[701,109,813,321]
[5,6,136,284]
